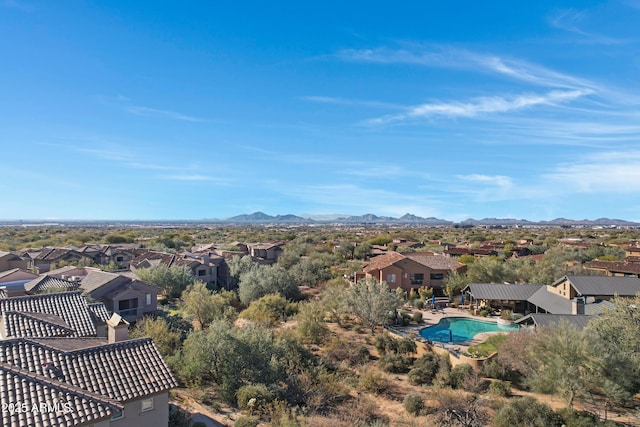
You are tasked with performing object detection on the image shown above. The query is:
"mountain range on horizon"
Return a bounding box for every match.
[1,212,639,227]
[219,212,640,227]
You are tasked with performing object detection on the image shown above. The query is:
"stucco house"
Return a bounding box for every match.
[80,271,158,323]
[130,250,222,289]
[0,320,177,426]
[0,251,29,272]
[247,242,283,264]
[363,251,466,293]
[583,260,640,278]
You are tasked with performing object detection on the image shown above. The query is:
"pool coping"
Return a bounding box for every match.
[387,305,518,351]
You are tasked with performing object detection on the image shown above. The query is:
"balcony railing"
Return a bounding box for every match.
[118,308,138,316]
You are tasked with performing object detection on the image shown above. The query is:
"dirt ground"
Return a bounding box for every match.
[172,318,640,426]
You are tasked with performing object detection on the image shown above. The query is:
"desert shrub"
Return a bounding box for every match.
[482,358,509,380]
[373,333,396,355]
[239,293,297,326]
[493,396,563,427]
[433,355,453,388]
[479,307,492,317]
[378,353,412,374]
[461,370,489,393]
[234,416,259,427]
[450,363,474,389]
[555,408,620,427]
[489,380,512,397]
[355,345,371,365]
[296,301,329,344]
[373,333,415,355]
[397,337,417,354]
[414,299,425,310]
[236,384,275,413]
[358,368,389,394]
[403,393,424,416]
[337,396,386,426]
[412,311,423,323]
[268,400,307,427]
[407,352,444,386]
[323,338,370,367]
[431,389,491,427]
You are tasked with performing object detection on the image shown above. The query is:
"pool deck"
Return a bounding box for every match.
[387,305,512,352]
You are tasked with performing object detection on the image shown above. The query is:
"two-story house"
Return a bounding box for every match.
[80,271,158,323]
[363,251,466,293]
[0,317,177,427]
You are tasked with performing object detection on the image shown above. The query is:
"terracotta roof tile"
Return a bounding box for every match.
[24,275,80,294]
[404,253,466,270]
[87,303,110,324]
[0,337,177,402]
[2,312,75,338]
[0,362,122,427]
[0,292,96,337]
[363,252,406,273]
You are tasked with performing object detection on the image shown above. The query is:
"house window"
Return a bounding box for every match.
[141,397,154,412]
[118,298,138,316]
[111,410,125,421]
[410,273,424,285]
[116,256,124,262]
[198,269,207,276]
[146,293,152,306]
[430,273,444,280]
[386,274,396,283]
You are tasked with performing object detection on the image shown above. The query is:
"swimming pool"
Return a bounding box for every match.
[419,317,519,343]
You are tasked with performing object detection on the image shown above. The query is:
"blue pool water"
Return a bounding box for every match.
[419,317,519,343]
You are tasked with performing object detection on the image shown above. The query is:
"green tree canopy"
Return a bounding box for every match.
[135,264,196,298]
[130,316,180,358]
[345,278,401,334]
[182,282,238,328]
[238,264,301,305]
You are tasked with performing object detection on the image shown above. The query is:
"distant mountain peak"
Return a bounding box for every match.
[214,213,639,227]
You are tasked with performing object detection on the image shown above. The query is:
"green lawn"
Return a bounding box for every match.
[467,333,508,358]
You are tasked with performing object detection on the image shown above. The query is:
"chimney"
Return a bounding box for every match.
[107,313,130,343]
[571,297,585,315]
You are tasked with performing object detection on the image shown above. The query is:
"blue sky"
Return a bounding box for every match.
[2,1,640,221]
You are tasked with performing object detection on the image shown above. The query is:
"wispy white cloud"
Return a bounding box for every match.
[332,45,617,129]
[97,95,207,122]
[125,105,207,122]
[457,174,513,189]
[437,151,640,206]
[548,9,632,44]
[335,45,597,90]
[366,89,592,124]
[543,151,640,193]
[301,96,404,110]
[158,174,231,184]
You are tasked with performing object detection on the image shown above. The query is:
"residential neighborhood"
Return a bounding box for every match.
[3,1,640,425]
[0,223,639,426]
